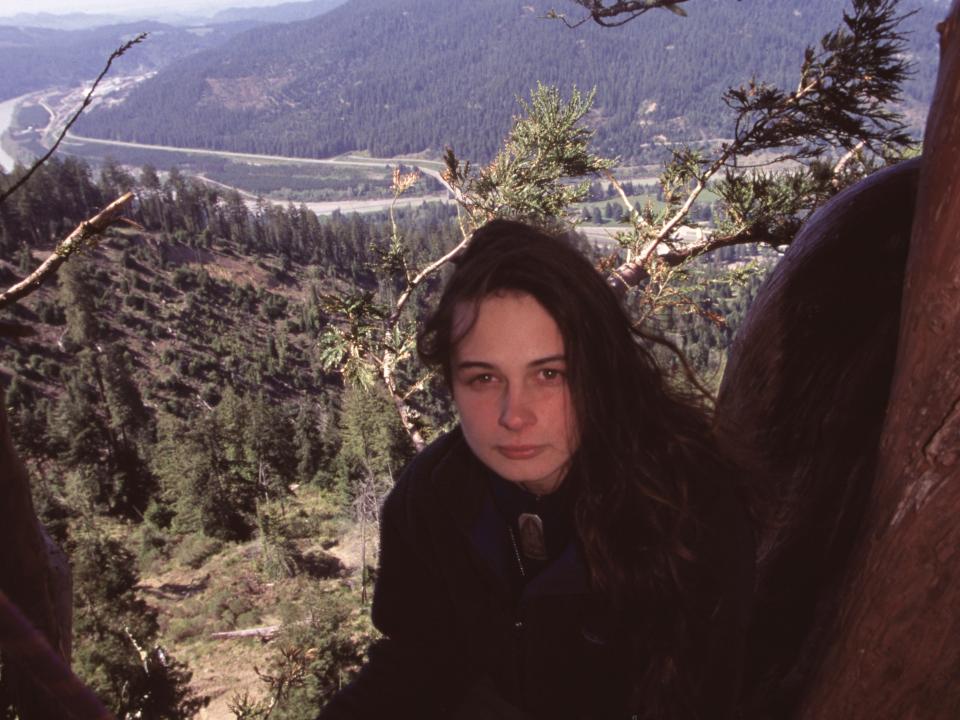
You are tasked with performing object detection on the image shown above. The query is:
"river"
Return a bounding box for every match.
[0,94,27,172]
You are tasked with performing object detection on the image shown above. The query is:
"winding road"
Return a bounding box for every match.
[62,130,454,216]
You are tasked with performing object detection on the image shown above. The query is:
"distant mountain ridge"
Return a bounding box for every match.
[0,12,128,31]
[0,1,352,104]
[211,0,348,24]
[74,0,939,162]
[0,0,346,29]
[0,20,263,102]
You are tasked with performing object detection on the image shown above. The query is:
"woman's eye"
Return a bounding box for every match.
[470,373,495,385]
[539,368,565,383]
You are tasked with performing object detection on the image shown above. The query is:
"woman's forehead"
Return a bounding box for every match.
[451,292,565,364]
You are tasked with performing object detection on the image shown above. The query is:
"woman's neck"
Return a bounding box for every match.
[520,478,560,497]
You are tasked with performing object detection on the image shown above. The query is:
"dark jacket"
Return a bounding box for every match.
[319,428,754,720]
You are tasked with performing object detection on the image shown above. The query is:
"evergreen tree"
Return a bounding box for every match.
[244,392,297,502]
[292,400,326,485]
[70,527,206,718]
[335,385,410,497]
[59,255,101,349]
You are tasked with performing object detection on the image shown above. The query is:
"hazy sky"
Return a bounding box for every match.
[0,0,288,18]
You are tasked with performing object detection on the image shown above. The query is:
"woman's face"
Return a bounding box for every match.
[451,292,579,495]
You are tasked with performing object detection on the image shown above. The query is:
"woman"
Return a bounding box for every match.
[320,219,754,720]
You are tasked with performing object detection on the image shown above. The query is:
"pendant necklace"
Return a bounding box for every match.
[508,500,548,579]
[517,512,548,560]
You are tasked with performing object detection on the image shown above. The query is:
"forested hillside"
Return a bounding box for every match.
[75,0,939,161]
[0,155,457,715]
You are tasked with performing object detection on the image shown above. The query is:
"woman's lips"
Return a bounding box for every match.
[496,445,544,460]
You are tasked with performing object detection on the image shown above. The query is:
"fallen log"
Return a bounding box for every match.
[209,626,281,640]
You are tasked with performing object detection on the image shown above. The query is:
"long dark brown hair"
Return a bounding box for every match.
[418,219,739,717]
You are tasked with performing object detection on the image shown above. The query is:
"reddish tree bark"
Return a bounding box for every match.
[715,157,920,718]
[798,2,960,717]
[0,400,74,718]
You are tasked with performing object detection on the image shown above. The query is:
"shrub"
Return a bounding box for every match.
[235,610,261,629]
[258,509,302,581]
[204,588,257,630]
[145,499,175,529]
[137,522,169,568]
[172,267,194,291]
[173,533,223,570]
[299,550,344,580]
[229,591,378,720]
[167,616,206,643]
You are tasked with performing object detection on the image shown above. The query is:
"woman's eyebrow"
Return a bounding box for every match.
[455,356,565,370]
[455,360,495,370]
[530,355,566,366]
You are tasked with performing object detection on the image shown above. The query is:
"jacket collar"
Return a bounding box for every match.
[427,427,590,601]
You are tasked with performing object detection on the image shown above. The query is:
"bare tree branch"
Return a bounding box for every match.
[832,139,867,188]
[0,192,135,310]
[388,236,470,326]
[0,33,147,207]
[550,0,690,27]
[636,325,717,403]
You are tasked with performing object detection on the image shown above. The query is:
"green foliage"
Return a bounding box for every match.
[204,587,259,631]
[70,527,206,718]
[29,343,157,519]
[257,505,302,581]
[318,291,387,391]
[59,255,102,348]
[166,616,207,644]
[724,0,911,159]
[154,413,255,542]
[137,520,170,569]
[292,399,337,486]
[172,533,224,570]
[445,83,613,228]
[712,169,818,245]
[335,386,410,501]
[640,243,779,384]
[149,389,299,541]
[230,591,378,720]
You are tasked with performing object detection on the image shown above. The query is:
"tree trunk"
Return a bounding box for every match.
[798,3,960,716]
[716,156,920,718]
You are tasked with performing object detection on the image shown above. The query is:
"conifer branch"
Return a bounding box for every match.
[605,0,911,296]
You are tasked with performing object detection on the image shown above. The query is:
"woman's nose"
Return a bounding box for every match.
[499,385,535,431]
